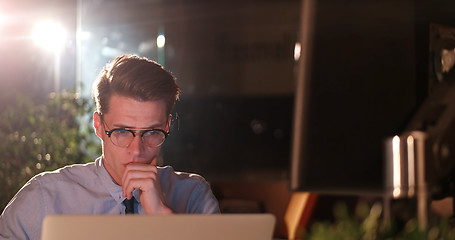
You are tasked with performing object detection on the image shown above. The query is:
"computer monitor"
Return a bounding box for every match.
[290,0,455,196]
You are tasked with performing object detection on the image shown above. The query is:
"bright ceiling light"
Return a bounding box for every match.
[32,20,67,52]
[156,34,165,48]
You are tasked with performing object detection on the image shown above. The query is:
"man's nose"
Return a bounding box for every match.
[128,135,145,156]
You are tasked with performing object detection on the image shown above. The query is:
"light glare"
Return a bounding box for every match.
[157,34,165,48]
[294,42,301,61]
[392,135,401,198]
[407,135,415,197]
[33,20,67,52]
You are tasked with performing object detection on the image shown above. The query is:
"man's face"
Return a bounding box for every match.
[93,94,169,185]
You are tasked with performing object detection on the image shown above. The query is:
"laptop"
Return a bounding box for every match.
[41,214,276,240]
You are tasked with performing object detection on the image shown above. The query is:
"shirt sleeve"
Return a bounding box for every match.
[187,180,221,214]
[159,167,220,214]
[0,177,46,240]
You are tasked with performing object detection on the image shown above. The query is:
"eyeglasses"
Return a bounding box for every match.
[101,117,171,148]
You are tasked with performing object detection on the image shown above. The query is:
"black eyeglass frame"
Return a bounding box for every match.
[100,113,176,148]
[104,127,169,146]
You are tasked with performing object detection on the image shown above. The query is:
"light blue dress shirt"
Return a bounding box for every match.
[0,157,220,240]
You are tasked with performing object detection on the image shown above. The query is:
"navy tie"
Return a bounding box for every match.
[123,197,135,214]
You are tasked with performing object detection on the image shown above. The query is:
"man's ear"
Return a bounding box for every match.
[93,112,103,139]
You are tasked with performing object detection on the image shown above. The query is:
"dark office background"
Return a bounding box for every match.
[0,0,300,182]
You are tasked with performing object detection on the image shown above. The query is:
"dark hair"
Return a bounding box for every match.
[92,54,180,115]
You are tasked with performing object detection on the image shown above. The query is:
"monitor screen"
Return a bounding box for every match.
[290,0,427,195]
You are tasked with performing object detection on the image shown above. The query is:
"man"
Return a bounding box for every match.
[0,55,220,239]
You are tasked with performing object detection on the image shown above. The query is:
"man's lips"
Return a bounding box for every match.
[122,159,153,166]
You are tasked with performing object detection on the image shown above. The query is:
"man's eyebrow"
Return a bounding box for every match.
[111,123,164,129]
[110,123,130,128]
